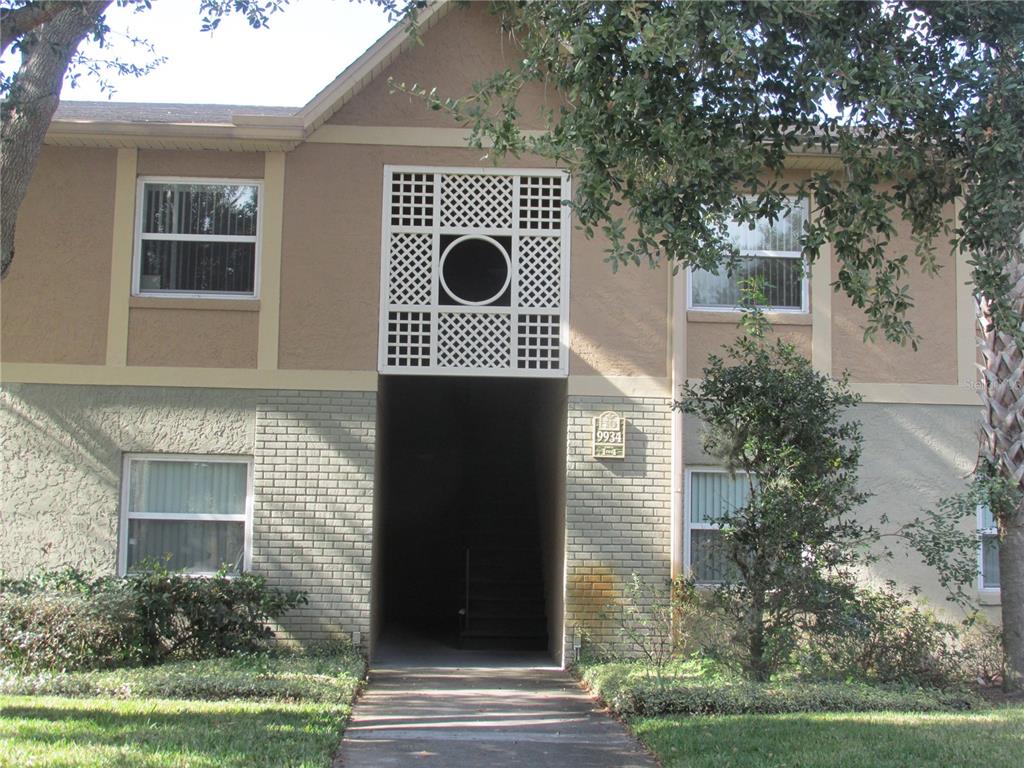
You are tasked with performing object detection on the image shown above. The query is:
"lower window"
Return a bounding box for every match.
[979,506,1000,591]
[685,469,750,584]
[119,454,252,575]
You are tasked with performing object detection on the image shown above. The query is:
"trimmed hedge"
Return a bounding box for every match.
[0,650,366,704]
[578,661,982,717]
[0,588,144,672]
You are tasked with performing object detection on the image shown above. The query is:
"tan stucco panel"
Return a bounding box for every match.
[686,320,812,376]
[831,211,958,384]
[137,150,264,179]
[127,307,258,368]
[327,3,556,130]
[1,146,116,364]
[569,251,670,378]
[278,142,668,375]
[0,384,257,576]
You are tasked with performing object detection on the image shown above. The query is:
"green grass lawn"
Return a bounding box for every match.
[0,652,365,768]
[632,706,1024,768]
[0,696,347,768]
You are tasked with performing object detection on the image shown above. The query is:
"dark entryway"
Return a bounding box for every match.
[372,375,566,660]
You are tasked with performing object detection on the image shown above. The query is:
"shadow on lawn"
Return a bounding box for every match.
[0,701,345,767]
[635,708,1024,768]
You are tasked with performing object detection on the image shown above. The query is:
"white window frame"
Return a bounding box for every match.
[686,199,810,314]
[978,505,1001,593]
[133,176,263,300]
[684,466,751,585]
[118,453,254,576]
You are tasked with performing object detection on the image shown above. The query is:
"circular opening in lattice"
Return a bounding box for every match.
[439,235,511,306]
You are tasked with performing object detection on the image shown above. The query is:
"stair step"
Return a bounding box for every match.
[470,597,546,611]
[460,622,548,638]
[460,635,548,651]
[469,608,547,620]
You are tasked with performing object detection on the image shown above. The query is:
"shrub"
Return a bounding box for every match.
[578,660,981,717]
[0,567,307,671]
[127,567,308,661]
[960,617,1006,687]
[606,574,741,674]
[797,586,967,688]
[0,587,144,672]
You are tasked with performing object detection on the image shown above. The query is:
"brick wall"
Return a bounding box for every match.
[564,395,673,654]
[252,390,377,647]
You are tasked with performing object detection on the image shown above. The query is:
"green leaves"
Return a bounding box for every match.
[422,0,1023,345]
[677,335,868,679]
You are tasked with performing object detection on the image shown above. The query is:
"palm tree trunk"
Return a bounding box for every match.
[977,256,1024,690]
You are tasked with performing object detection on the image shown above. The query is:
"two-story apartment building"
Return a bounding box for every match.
[0,1,997,664]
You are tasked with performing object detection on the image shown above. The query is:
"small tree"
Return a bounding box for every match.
[678,335,870,681]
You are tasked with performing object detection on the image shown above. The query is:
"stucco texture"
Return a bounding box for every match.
[127,306,259,368]
[328,3,557,130]
[136,150,264,179]
[831,208,959,384]
[686,318,812,378]
[1,146,116,364]
[683,403,988,617]
[0,384,257,576]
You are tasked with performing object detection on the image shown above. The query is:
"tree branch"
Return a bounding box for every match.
[1,1,64,53]
[1,0,112,278]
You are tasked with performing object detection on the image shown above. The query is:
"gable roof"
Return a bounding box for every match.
[46,0,453,150]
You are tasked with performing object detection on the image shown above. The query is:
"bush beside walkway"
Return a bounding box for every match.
[578,659,981,717]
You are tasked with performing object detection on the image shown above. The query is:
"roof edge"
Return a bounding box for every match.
[293,0,452,132]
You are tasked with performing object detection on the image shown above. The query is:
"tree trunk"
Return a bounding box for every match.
[1000,501,1024,690]
[977,257,1024,691]
[1,1,112,279]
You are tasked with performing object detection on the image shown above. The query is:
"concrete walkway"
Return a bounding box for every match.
[335,650,657,767]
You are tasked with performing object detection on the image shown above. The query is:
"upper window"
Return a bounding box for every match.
[119,454,252,575]
[685,469,750,584]
[688,201,808,313]
[979,505,1000,591]
[134,179,261,298]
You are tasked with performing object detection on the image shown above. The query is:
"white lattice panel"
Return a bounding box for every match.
[519,175,562,231]
[440,174,514,230]
[385,311,432,367]
[518,237,561,308]
[437,312,512,369]
[380,166,569,377]
[390,172,435,227]
[516,313,561,371]
[387,233,433,305]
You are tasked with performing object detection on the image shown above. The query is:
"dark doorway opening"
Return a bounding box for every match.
[372,375,566,660]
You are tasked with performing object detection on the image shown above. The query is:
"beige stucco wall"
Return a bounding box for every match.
[686,317,812,377]
[1,146,116,364]
[278,141,669,375]
[127,304,258,368]
[832,210,959,384]
[328,3,556,130]
[682,403,994,619]
[569,245,670,378]
[136,149,264,179]
[0,384,257,576]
